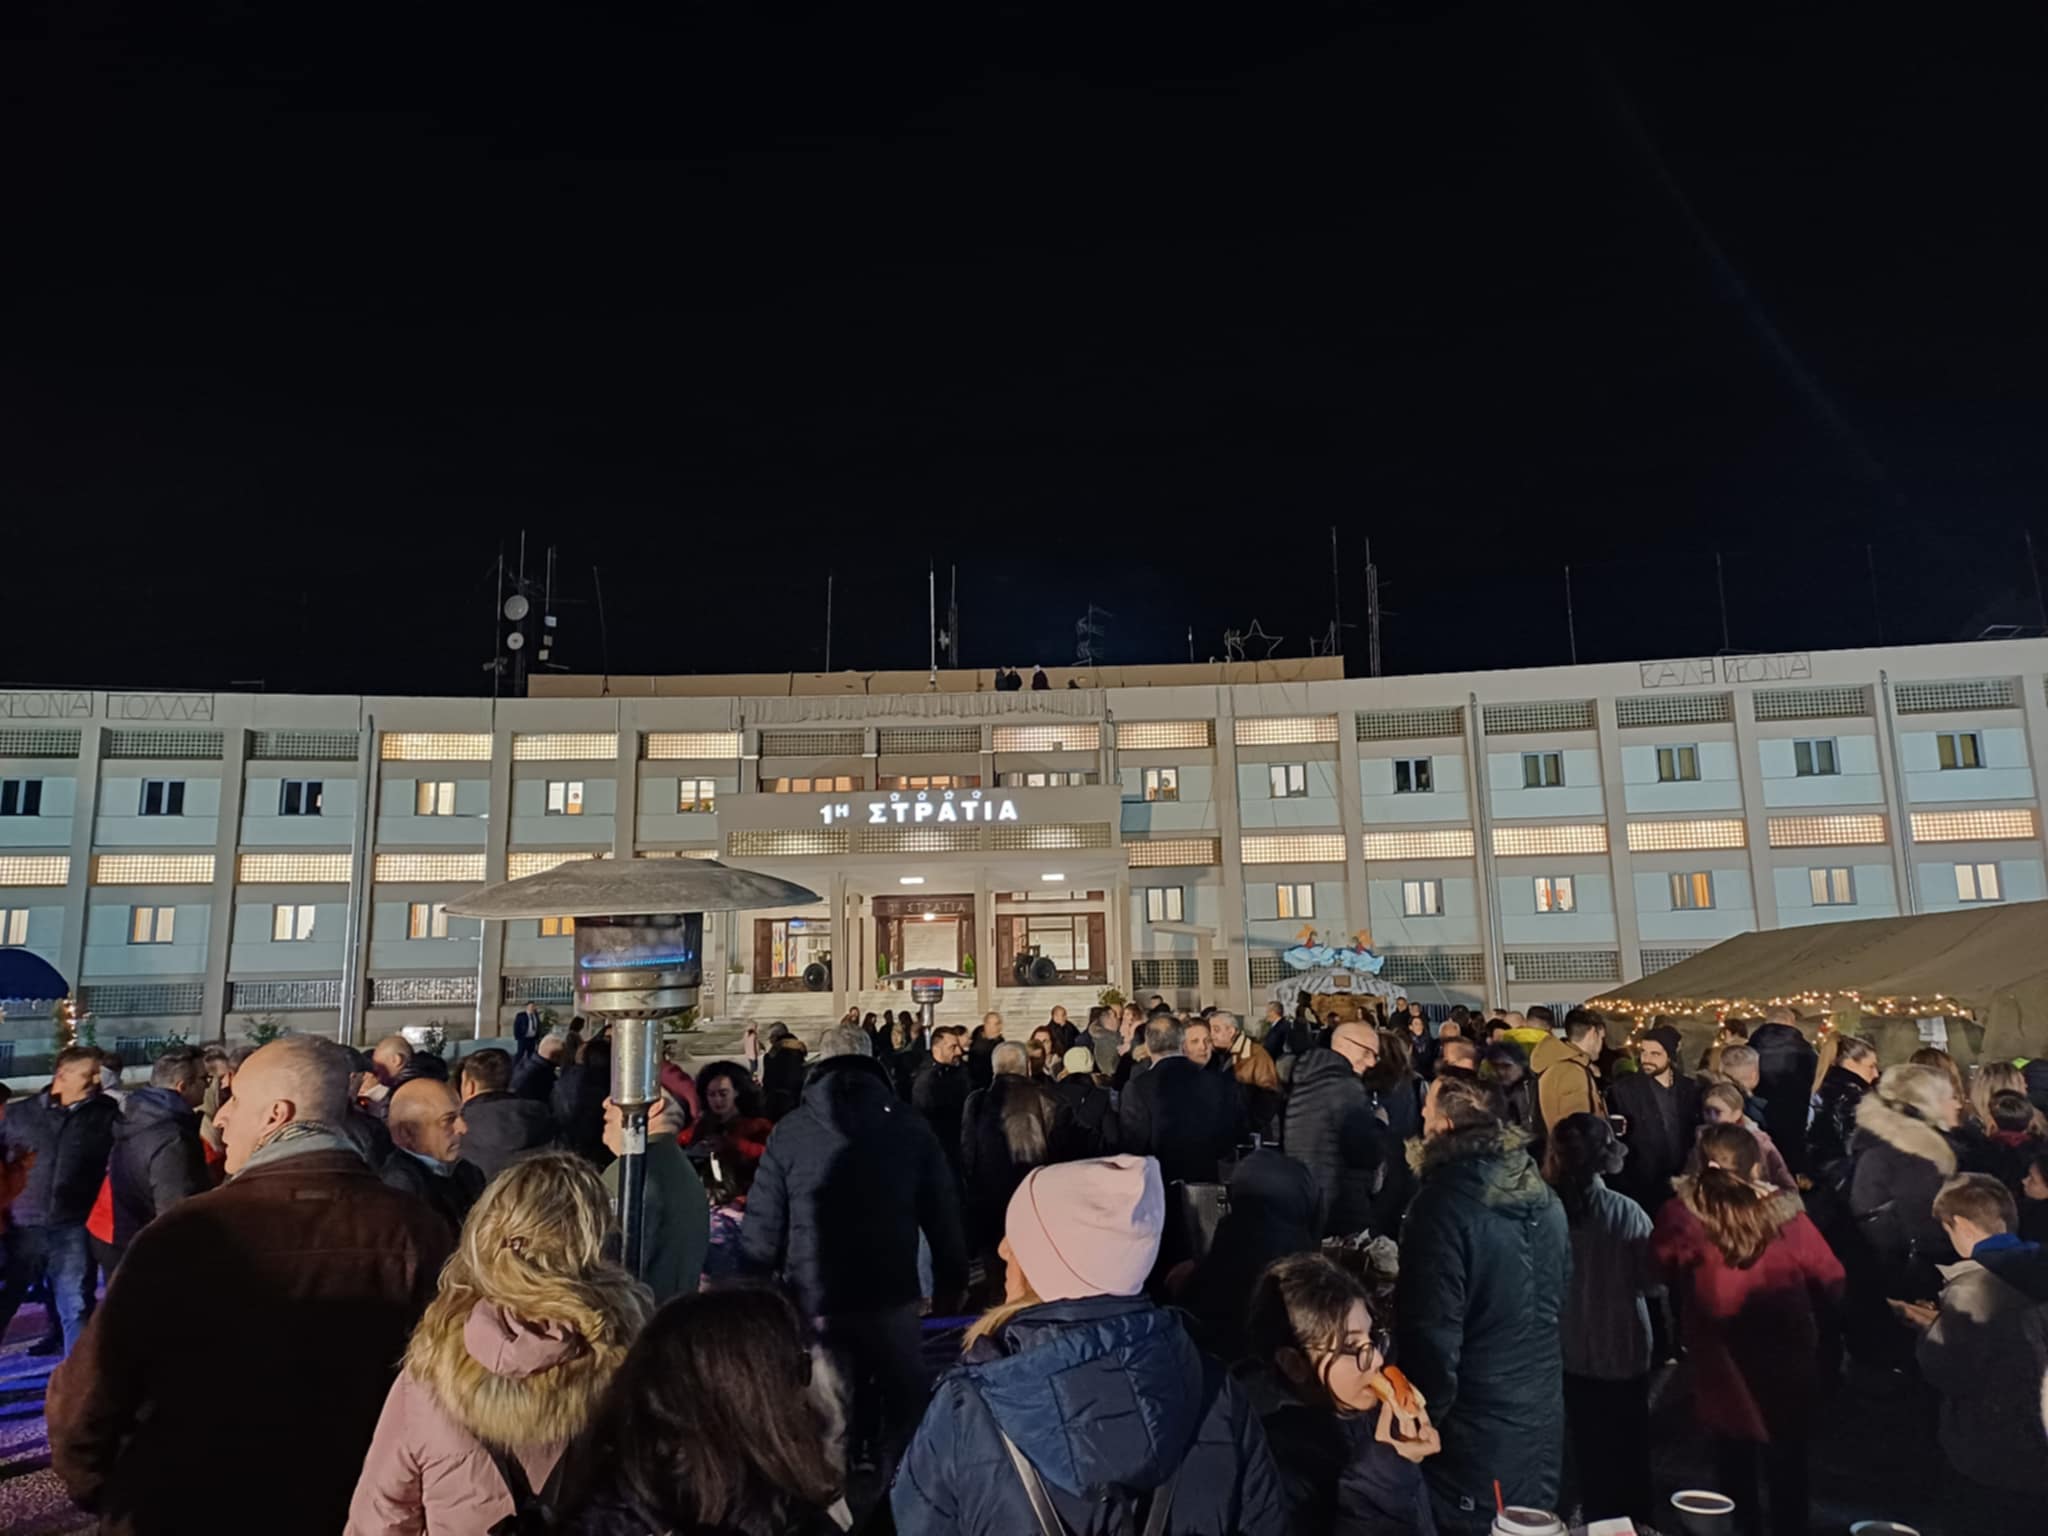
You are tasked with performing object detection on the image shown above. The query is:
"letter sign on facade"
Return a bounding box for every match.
[821,788,1020,827]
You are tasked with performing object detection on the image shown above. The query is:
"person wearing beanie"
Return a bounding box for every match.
[1608,1023,1702,1215]
[892,1156,1287,1536]
[1049,1047,1120,1161]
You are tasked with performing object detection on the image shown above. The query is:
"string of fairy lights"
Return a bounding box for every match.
[1601,990,1975,1044]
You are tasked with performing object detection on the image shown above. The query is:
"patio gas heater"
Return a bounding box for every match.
[894,967,969,1039]
[449,858,818,1275]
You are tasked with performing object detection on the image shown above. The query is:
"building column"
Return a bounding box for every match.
[1592,699,1642,981]
[200,730,250,1036]
[1106,872,1130,1005]
[478,719,514,1038]
[1212,697,1250,1012]
[1874,671,1918,915]
[1728,687,1779,933]
[1336,715,1370,993]
[1463,697,1505,1002]
[2015,678,2048,877]
[55,724,104,1019]
[974,864,994,1017]
[828,870,848,1020]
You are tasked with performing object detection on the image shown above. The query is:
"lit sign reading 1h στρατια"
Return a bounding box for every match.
[818,789,1021,826]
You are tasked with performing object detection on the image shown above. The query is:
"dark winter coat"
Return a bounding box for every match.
[967,1030,1001,1092]
[912,1058,972,1176]
[1050,1073,1120,1161]
[0,1089,120,1228]
[1917,1238,2048,1494]
[551,1062,612,1166]
[2025,1057,2048,1118]
[107,1086,209,1246]
[1179,1149,1320,1360]
[1745,1022,1819,1173]
[508,1051,557,1104]
[761,1038,810,1119]
[1282,1049,1384,1237]
[891,1295,1287,1536]
[890,1038,930,1101]
[738,1052,966,1316]
[1607,1070,1702,1211]
[960,1073,1063,1248]
[1119,1054,1244,1186]
[380,1152,488,1235]
[1394,1124,1569,1532]
[1806,1064,1872,1181]
[1849,1093,1961,1292]
[457,1090,557,1180]
[1241,1366,1438,1536]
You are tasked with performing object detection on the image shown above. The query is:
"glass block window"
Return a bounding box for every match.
[80,982,204,1016]
[1615,694,1733,727]
[1131,958,1200,990]
[1356,707,1464,741]
[877,726,982,753]
[511,733,618,761]
[637,848,721,859]
[0,855,71,886]
[227,978,343,1011]
[1378,951,1486,986]
[236,853,352,883]
[1233,717,1339,746]
[103,729,224,759]
[501,975,576,1005]
[92,854,215,885]
[1625,819,1746,852]
[986,823,1114,851]
[1767,814,1888,848]
[1362,829,1476,860]
[1491,825,1607,857]
[1482,700,1596,734]
[1241,834,1346,864]
[381,733,492,761]
[854,826,983,854]
[726,829,849,857]
[992,724,1101,753]
[1506,950,1621,983]
[1213,958,1229,988]
[760,729,866,757]
[1894,678,2019,714]
[1753,685,1871,721]
[1127,838,1221,868]
[0,728,82,757]
[249,730,360,760]
[1910,809,2039,843]
[1638,947,1704,975]
[642,731,743,760]
[368,975,479,1006]
[506,850,603,879]
[1248,953,1292,988]
[1116,721,1215,750]
[373,853,487,882]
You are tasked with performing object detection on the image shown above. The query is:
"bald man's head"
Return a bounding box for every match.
[370,1033,414,1086]
[1330,1022,1381,1076]
[537,1033,566,1063]
[388,1077,466,1165]
[215,1036,351,1175]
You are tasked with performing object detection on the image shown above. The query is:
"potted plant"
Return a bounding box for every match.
[1096,985,1127,1012]
[728,956,750,994]
[876,951,892,982]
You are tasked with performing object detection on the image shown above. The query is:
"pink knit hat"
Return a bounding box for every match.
[1005,1154,1165,1302]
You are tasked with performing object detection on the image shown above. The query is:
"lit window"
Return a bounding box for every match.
[766,777,858,793]
[1521,752,1564,789]
[1268,764,1309,798]
[1936,732,1983,771]
[0,780,43,817]
[1669,872,1715,911]
[1792,738,1839,777]
[1402,879,1443,917]
[1145,887,1184,923]
[407,901,451,939]
[1534,876,1575,913]
[415,781,456,816]
[1001,771,1092,787]
[278,780,323,816]
[1143,768,1180,802]
[139,779,186,816]
[1276,883,1315,919]
[129,905,176,944]
[539,915,577,937]
[765,918,832,977]
[1655,745,1700,783]
[1393,758,1433,794]
[1955,863,2002,903]
[1,909,27,946]
[545,780,585,816]
[1808,868,1854,906]
[271,904,316,941]
[677,778,716,812]
[879,775,977,791]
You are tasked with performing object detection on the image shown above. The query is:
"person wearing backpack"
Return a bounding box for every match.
[346,1150,651,1536]
[890,1153,1287,1536]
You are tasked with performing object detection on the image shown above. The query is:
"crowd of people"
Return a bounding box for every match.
[4,991,2047,1535]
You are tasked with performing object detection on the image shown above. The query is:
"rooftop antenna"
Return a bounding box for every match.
[1330,525,1344,660]
[1564,564,1580,665]
[824,572,833,672]
[1715,550,1732,652]
[1075,604,1111,666]
[927,563,938,688]
[1365,540,1383,678]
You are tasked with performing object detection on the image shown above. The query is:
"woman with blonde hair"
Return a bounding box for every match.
[347,1150,651,1534]
[1969,1060,2032,1135]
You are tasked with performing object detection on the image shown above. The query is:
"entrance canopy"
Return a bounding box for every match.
[1589,901,2048,1058]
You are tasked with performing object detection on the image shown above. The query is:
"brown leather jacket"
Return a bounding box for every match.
[48,1148,454,1536]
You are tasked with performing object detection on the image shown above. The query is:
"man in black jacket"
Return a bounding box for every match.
[911,1025,972,1179]
[0,1047,121,1356]
[740,1022,966,1484]
[456,1047,556,1179]
[108,1046,211,1254]
[508,1031,564,1103]
[1747,1009,1820,1175]
[1118,1015,1243,1186]
[1608,1024,1702,1212]
[1280,1022,1386,1237]
[379,1077,486,1233]
[966,1010,1005,1092]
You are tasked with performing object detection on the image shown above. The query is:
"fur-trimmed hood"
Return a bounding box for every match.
[407,1298,629,1449]
[1853,1093,1959,1176]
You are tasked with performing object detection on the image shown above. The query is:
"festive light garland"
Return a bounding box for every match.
[1601,989,1975,1041]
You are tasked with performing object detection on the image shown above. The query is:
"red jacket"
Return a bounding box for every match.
[1651,1181,1844,1442]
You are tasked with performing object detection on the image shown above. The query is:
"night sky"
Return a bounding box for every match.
[5,3,2044,695]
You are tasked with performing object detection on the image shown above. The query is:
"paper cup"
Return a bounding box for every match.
[1670,1489,1737,1536]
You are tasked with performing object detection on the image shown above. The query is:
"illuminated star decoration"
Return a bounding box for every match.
[1243,620,1283,658]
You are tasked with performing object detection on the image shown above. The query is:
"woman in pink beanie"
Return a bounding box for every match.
[891,1155,1287,1535]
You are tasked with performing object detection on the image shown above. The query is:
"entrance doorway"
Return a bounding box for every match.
[873,894,977,981]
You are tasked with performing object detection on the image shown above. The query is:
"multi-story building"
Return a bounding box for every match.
[3,638,2046,1061]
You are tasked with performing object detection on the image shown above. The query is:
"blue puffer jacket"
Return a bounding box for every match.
[891,1296,1287,1536]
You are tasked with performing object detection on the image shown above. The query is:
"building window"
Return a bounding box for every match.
[1145,887,1184,923]
[0,780,43,817]
[1808,868,1854,906]
[999,771,1094,787]
[539,915,577,937]
[1669,872,1715,910]
[1268,764,1309,798]
[416,781,456,816]
[407,901,451,939]
[129,906,177,944]
[1792,738,1839,777]
[767,918,831,977]
[1,909,27,946]
[1936,732,1983,771]
[271,904,316,942]
[1534,875,1576,913]
[1276,883,1315,919]
[545,780,585,816]
[278,780,323,816]
[1142,767,1180,802]
[1393,758,1433,794]
[139,780,186,816]
[1402,879,1443,917]
[1656,745,1700,782]
[677,778,716,812]
[1955,863,2002,903]
[765,777,858,793]
[879,774,978,790]
[1521,752,1564,788]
